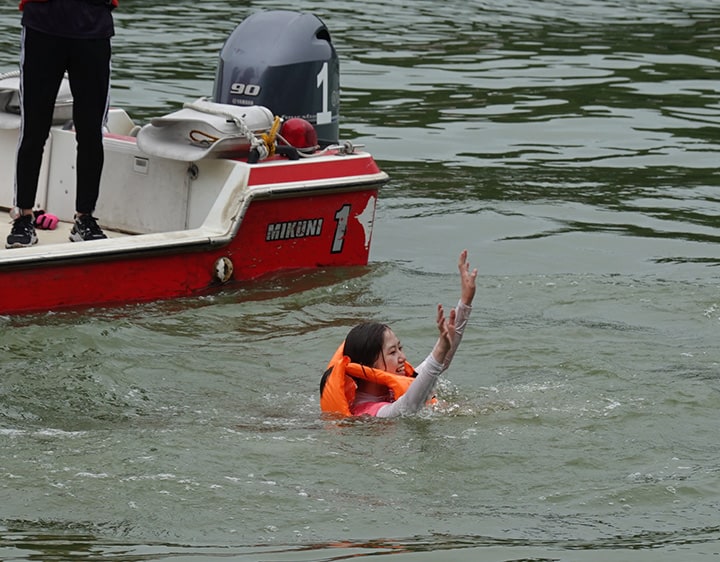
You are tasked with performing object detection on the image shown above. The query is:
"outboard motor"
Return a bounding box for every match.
[213,10,339,146]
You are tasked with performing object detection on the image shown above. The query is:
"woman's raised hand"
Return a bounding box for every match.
[458,249,478,306]
[432,303,456,362]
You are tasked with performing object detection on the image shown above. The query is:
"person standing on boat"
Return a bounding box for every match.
[6,0,117,249]
[320,250,477,418]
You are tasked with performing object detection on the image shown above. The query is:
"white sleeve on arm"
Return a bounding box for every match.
[440,300,472,371]
[374,353,444,418]
[374,301,472,418]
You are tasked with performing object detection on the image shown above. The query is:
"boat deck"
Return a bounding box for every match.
[4,218,127,248]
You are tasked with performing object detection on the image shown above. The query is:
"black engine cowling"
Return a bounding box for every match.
[212,10,339,146]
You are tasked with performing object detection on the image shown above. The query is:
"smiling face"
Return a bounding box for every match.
[373,328,407,374]
[342,322,408,400]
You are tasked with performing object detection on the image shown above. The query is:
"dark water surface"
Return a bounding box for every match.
[1,1,719,560]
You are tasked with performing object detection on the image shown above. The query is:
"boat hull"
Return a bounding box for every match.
[0,186,379,315]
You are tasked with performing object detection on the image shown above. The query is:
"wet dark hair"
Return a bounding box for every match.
[344,322,390,367]
[319,322,390,395]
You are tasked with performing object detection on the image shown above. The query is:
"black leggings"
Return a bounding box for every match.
[15,26,111,214]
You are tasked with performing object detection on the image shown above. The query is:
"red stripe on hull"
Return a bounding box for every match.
[248,153,383,185]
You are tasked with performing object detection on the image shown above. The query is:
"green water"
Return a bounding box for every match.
[1,0,719,560]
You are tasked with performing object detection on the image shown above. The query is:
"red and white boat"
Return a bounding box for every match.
[0,11,387,315]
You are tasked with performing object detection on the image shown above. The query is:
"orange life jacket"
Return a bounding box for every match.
[320,344,416,417]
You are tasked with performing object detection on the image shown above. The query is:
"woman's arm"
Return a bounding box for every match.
[439,300,472,371]
[433,249,477,370]
[369,250,477,418]
[374,353,444,417]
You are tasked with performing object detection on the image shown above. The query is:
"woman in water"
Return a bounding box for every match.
[320,250,477,417]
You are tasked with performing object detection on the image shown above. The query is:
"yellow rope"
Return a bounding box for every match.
[188,115,280,159]
[260,116,282,157]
